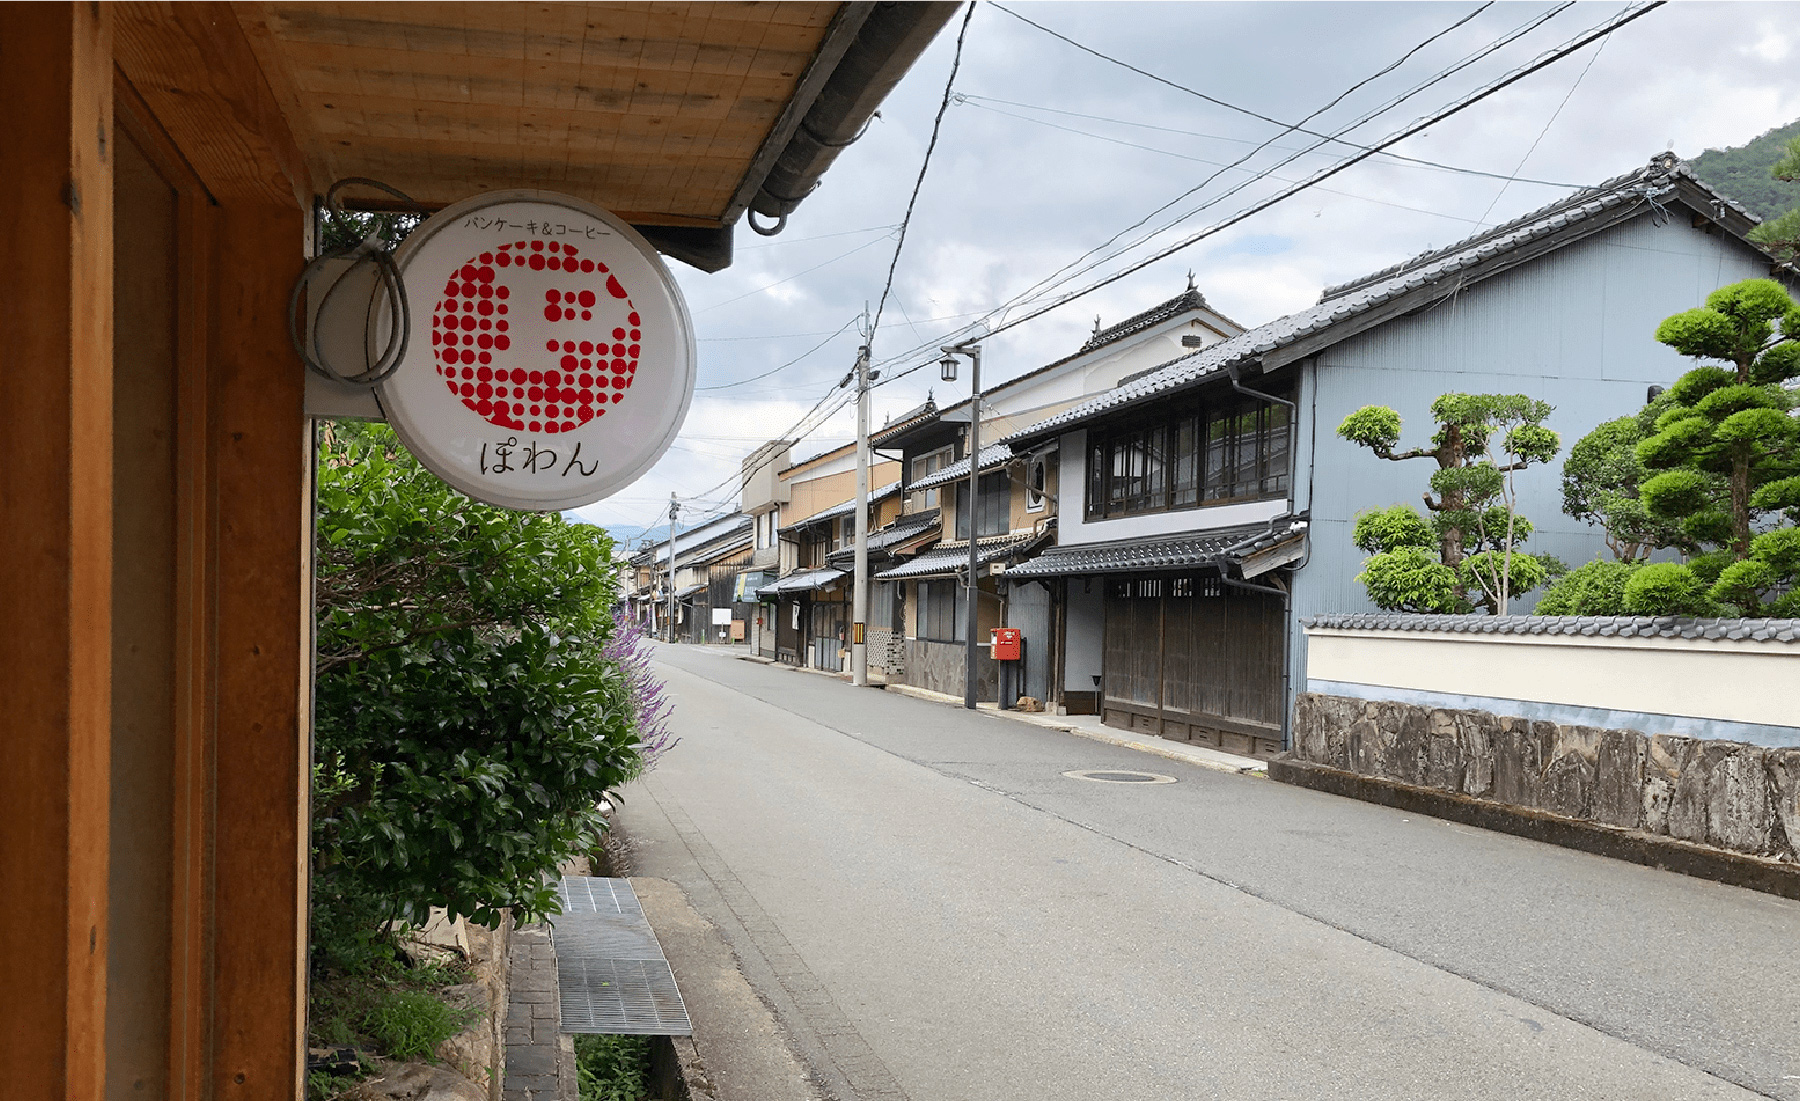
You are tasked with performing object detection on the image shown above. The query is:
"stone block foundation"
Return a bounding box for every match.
[1280,693,1800,889]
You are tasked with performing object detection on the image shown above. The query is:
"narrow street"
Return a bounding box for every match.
[619,645,1799,1101]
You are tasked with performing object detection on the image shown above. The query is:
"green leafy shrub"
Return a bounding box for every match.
[313,422,649,951]
[1535,559,1641,615]
[1355,546,1461,613]
[361,989,474,1061]
[1621,562,1716,616]
[575,1033,653,1101]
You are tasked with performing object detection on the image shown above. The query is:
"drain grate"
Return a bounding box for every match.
[552,877,692,1035]
[1062,768,1178,785]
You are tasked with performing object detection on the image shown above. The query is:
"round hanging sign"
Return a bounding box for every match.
[378,190,695,511]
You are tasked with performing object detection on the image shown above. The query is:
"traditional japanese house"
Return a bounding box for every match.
[1005,154,1798,758]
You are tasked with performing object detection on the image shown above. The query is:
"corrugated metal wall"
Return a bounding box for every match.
[1284,214,1789,740]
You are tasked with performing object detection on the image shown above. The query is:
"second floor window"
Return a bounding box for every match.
[1085,393,1290,520]
[912,446,953,509]
[954,472,1010,540]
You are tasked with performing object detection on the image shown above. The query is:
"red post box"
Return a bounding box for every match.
[991,627,1022,661]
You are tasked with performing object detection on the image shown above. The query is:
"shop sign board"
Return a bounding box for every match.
[377,191,695,511]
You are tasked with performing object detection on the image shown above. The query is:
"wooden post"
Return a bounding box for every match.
[208,201,310,1099]
[0,6,115,1099]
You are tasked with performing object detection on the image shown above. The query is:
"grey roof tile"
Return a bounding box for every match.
[1003,517,1302,579]
[1302,613,1800,644]
[874,531,1047,581]
[908,443,1013,491]
[1004,155,1771,446]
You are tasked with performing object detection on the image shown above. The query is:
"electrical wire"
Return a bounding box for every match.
[1475,36,1608,226]
[694,231,896,314]
[979,1,1578,347]
[695,316,862,390]
[867,0,978,349]
[990,2,1575,174]
[872,0,1664,392]
[955,93,1585,189]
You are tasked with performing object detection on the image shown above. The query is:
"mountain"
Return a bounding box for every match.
[1686,118,1800,222]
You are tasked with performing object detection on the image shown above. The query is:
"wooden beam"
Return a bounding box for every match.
[207,201,309,1100]
[114,1,311,207]
[0,6,115,1099]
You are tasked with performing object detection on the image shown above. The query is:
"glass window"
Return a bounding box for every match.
[1085,389,1291,518]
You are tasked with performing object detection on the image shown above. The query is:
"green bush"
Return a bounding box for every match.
[575,1033,653,1101]
[312,423,645,940]
[1534,559,1641,615]
[1355,546,1462,613]
[1621,562,1715,616]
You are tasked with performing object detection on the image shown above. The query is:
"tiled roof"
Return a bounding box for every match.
[755,568,846,598]
[1304,614,1800,642]
[673,583,707,600]
[1003,519,1295,579]
[908,443,1013,491]
[687,532,752,566]
[1006,154,1767,445]
[1079,286,1222,353]
[870,397,941,447]
[636,514,752,565]
[780,482,901,533]
[874,531,1047,581]
[825,509,942,567]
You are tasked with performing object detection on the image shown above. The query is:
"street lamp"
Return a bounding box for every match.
[939,340,983,709]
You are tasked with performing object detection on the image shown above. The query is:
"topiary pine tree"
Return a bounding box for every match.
[1339,393,1562,614]
[1640,279,1799,550]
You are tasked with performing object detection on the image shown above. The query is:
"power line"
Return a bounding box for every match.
[874,0,1663,392]
[695,315,861,391]
[867,0,977,349]
[694,231,895,315]
[1476,36,1608,226]
[735,223,899,251]
[990,1,1576,176]
[959,100,1489,225]
[980,1,1577,343]
[955,93,1584,189]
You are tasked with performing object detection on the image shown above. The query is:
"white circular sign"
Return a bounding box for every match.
[378,191,695,511]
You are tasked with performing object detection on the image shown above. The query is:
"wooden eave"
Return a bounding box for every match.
[111,2,947,269]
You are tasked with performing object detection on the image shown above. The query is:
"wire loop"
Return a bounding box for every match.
[289,178,429,387]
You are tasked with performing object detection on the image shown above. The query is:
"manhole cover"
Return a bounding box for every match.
[1062,769,1178,785]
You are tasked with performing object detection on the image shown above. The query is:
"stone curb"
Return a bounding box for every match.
[879,682,1267,777]
[1268,756,1800,901]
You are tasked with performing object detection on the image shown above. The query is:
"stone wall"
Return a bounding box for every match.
[1292,693,1800,862]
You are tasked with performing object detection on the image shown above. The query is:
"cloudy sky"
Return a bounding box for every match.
[573,0,1800,545]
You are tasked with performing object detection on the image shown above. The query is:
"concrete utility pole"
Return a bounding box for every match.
[852,343,872,687]
[666,492,680,643]
[938,340,983,710]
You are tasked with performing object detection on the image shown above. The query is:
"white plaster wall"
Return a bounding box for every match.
[1307,629,1800,730]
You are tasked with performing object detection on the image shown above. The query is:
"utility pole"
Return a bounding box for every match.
[937,340,983,710]
[666,492,680,644]
[852,343,872,687]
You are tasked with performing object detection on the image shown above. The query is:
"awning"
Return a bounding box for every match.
[673,583,707,601]
[1003,518,1306,580]
[755,568,846,599]
[875,532,1047,581]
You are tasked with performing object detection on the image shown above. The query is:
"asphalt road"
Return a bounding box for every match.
[615,644,1800,1101]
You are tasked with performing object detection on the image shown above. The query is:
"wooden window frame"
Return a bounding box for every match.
[1084,391,1291,520]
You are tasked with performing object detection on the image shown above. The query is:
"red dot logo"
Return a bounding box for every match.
[431,241,640,432]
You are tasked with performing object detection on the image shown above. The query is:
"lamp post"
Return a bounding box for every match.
[938,341,983,710]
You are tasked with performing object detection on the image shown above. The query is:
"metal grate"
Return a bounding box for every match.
[552,877,692,1035]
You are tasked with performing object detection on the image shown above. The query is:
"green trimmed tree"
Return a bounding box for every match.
[312,423,651,965]
[1636,278,1800,612]
[1559,396,1695,561]
[1339,393,1562,614]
